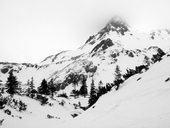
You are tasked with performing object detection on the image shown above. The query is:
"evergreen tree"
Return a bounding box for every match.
[6,70,19,95]
[26,79,30,86]
[48,78,56,96]
[106,83,112,92]
[114,65,121,81]
[26,77,37,97]
[123,68,136,80]
[96,83,112,98]
[98,80,103,86]
[30,77,35,90]
[72,73,79,90]
[66,73,80,90]
[38,79,50,95]
[79,76,88,97]
[151,54,162,63]
[114,65,123,90]
[97,86,106,97]
[88,79,98,107]
[144,56,150,66]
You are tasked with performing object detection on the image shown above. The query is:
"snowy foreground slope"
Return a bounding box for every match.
[1,51,170,128]
[59,56,170,128]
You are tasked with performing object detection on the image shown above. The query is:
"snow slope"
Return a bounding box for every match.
[0,94,84,128]
[58,55,170,128]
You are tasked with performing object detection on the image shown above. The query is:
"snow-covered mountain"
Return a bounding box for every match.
[1,17,169,84]
[1,16,170,127]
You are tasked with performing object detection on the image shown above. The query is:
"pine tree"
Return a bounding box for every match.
[79,76,88,97]
[114,65,123,90]
[114,65,121,81]
[72,73,79,90]
[66,73,79,90]
[48,78,56,96]
[98,80,103,86]
[26,79,30,86]
[26,77,37,96]
[6,70,19,95]
[106,83,112,92]
[144,56,150,66]
[38,79,50,95]
[30,77,35,90]
[123,68,136,80]
[88,79,98,107]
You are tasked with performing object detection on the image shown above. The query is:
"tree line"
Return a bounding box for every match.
[2,63,150,107]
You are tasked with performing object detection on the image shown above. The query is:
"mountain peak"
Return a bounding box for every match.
[107,16,128,27]
[98,16,129,37]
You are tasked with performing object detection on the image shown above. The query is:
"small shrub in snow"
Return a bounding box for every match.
[165,77,170,82]
[71,113,78,118]
[4,109,11,115]
[135,65,148,73]
[0,97,7,109]
[47,114,54,119]
[128,52,134,57]
[71,89,79,98]
[58,93,68,99]
[73,103,79,109]
[36,94,48,105]
[59,100,65,106]
[18,101,27,111]
[18,116,22,119]
[9,98,27,112]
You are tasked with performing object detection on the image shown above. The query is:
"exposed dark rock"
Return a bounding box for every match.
[1,67,9,74]
[91,38,114,53]
[165,77,170,82]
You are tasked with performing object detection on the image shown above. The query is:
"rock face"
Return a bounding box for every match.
[91,38,114,53]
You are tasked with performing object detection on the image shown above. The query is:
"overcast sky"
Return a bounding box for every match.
[0,0,170,63]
